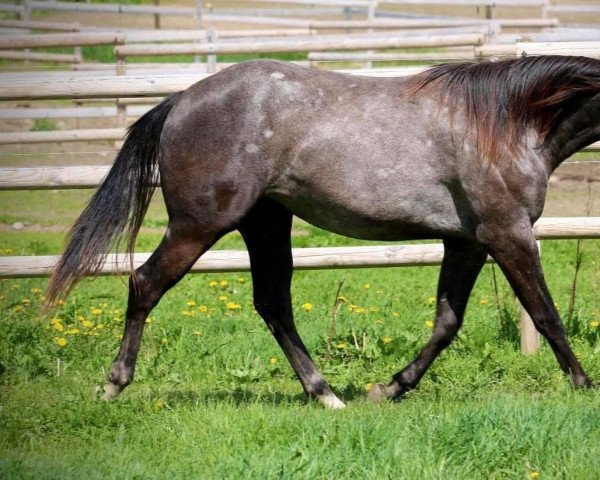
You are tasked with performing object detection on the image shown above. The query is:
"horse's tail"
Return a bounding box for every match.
[46,92,182,306]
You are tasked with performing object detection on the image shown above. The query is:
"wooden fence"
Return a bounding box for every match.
[1,163,600,354]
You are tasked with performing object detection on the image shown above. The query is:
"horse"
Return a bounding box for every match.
[47,55,599,408]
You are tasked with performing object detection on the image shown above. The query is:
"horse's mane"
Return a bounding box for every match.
[406,55,600,161]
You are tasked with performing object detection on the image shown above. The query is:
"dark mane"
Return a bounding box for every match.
[406,55,600,161]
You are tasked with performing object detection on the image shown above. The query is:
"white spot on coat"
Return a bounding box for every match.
[245,143,259,154]
[271,72,285,79]
[264,129,274,139]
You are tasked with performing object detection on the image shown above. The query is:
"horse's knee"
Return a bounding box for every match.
[128,269,161,313]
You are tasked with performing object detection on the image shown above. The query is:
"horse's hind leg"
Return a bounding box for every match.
[238,198,345,409]
[104,220,217,399]
[369,239,487,402]
[482,225,593,388]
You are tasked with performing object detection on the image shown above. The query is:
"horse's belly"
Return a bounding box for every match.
[268,184,465,241]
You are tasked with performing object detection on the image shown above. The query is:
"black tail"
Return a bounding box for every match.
[46,92,182,306]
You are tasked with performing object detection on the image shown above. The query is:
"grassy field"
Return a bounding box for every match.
[1,197,599,478]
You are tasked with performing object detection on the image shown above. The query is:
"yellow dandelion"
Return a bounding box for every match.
[12,305,23,313]
[392,312,400,317]
[94,324,105,330]
[382,336,393,344]
[219,280,229,287]
[364,283,371,289]
[336,342,348,349]
[237,277,246,284]
[209,280,218,288]
[146,316,152,324]
[425,320,434,328]
[193,331,202,336]
[198,305,208,313]
[21,298,31,304]
[65,328,80,335]
[91,308,102,315]
[82,320,94,328]
[590,320,599,329]
[301,303,313,312]
[115,333,123,340]
[57,299,66,306]
[529,471,540,479]
[161,337,168,345]
[269,357,278,365]
[226,302,242,310]
[427,296,436,305]
[186,300,196,307]
[154,399,166,410]
[353,307,365,314]
[31,287,42,294]
[554,302,560,309]
[53,322,64,332]
[364,383,373,392]
[53,337,67,347]
[479,298,489,305]
[337,295,348,303]
[181,310,194,317]
[218,295,229,301]
[50,317,61,325]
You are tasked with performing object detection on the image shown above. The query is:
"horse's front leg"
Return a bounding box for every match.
[480,222,594,388]
[369,239,488,402]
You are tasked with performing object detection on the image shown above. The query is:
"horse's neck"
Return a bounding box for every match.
[548,93,600,170]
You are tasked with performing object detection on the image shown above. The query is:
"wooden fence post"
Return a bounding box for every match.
[520,241,541,354]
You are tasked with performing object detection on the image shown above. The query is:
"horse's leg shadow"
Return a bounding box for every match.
[369,238,487,402]
[239,198,346,409]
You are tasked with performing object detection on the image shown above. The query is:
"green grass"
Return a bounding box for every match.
[1,226,599,478]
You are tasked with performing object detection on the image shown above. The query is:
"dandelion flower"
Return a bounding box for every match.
[364,383,373,392]
[182,310,194,317]
[57,299,66,306]
[193,331,202,336]
[31,287,42,294]
[427,296,436,305]
[479,298,489,305]
[336,342,348,349]
[382,336,393,344]
[363,283,371,289]
[91,308,102,315]
[154,399,166,410]
[529,471,540,479]
[425,321,434,328]
[54,337,67,347]
[94,324,105,330]
[301,303,313,312]
[186,300,196,307]
[198,305,208,313]
[218,295,229,301]
[269,357,278,365]
[219,280,229,287]
[66,328,80,335]
[337,295,348,303]
[21,298,31,304]
[209,280,218,288]
[353,307,365,314]
[82,320,94,328]
[237,277,246,284]
[226,302,242,310]
[145,317,152,324]
[53,322,64,332]
[161,337,168,345]
[590,320,599,329]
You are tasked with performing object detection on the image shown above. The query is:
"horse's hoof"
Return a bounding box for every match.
[102,382,122,401]
[317,393,346,409]
[367,383,389,403]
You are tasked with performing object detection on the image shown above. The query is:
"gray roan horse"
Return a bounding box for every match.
[47,56,599,408]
